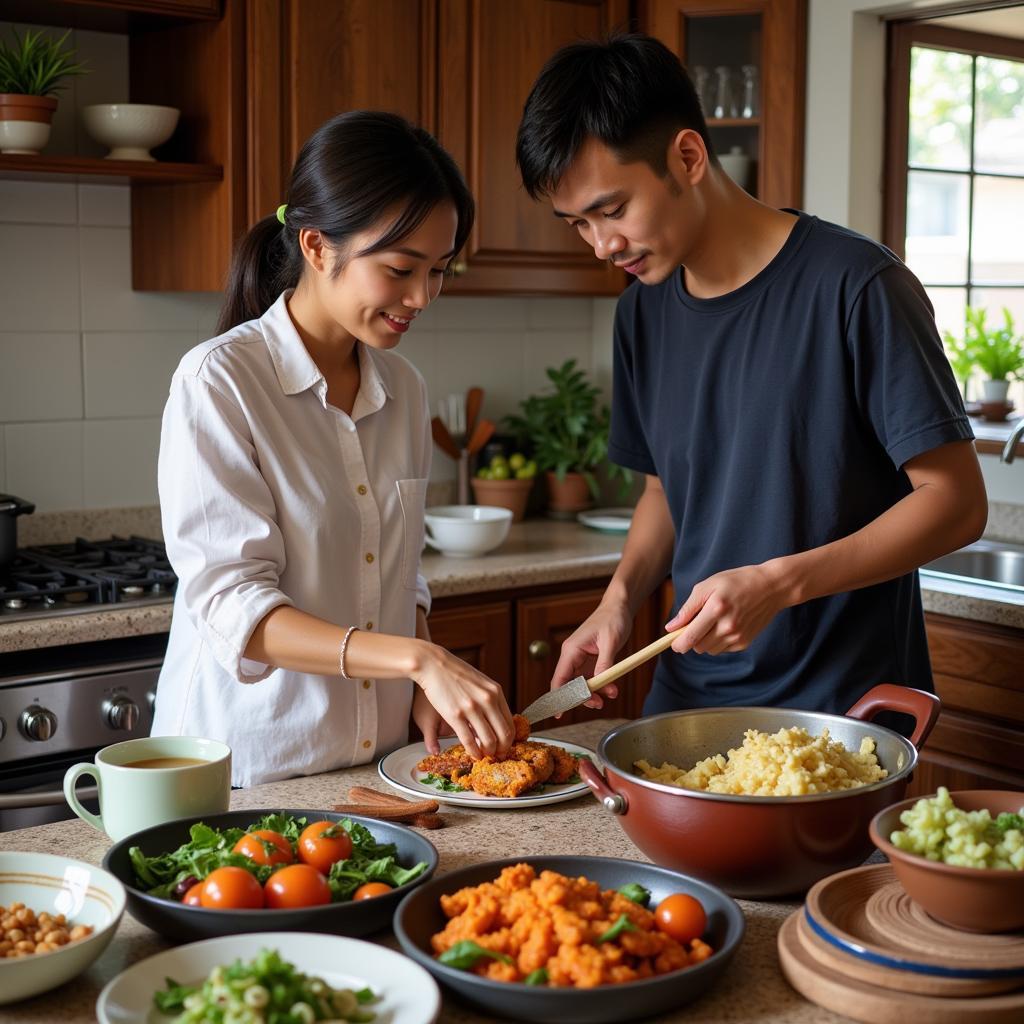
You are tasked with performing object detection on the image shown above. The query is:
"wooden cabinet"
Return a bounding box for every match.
[909,613,1024,795]
[426,600,513,702]
[638,0,806,210]
[436,0,627,295]
[135,0,631,292]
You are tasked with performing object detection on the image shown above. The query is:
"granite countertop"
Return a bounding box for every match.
[3,512,1024,655]
[0,719,857,1024]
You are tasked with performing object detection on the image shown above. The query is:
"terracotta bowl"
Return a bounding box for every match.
[869,790,1024,933]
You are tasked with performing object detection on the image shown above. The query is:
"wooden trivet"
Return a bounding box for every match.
[779,911,1024,1023]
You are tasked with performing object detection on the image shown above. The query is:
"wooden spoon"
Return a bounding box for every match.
[465,387,484,437]
[431,416,461,460]
[466,417,495,456]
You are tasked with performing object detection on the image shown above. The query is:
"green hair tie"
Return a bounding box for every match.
[276,204,288,225]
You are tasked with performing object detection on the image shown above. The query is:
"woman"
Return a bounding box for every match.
[154,111,515,787]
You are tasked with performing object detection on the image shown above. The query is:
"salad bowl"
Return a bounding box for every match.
[102,808,438,941]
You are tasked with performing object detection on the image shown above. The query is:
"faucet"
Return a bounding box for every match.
[1002,418,1024,463]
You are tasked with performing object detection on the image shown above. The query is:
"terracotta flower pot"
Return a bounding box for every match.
[545,470,592,515]
[0,94,57,155]
[470,476,533,522]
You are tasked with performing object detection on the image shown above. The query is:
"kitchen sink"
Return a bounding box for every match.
[921,540,1024,593]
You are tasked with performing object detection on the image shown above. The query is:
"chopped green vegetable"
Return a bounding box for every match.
[596,913,640,944]
[524,968,549,986]
[420,773,468,792]
[129,813,426,904]
[437,940,514,970]
[617,883,651,907]
[153,948,374,1023]
[996,812,1024,834]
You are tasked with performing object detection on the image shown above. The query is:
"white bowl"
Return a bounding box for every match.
[423,505,512,557]
[82,103,179,161]
[0,851,126,1005]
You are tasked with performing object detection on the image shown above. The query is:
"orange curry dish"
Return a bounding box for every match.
[430,864,714,987]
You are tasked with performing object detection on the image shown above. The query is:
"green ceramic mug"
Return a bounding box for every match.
[63,736,231,841]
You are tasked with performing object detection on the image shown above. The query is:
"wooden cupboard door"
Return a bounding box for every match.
[248,0,437,227]
[638,0,805,211]
[437,0,629,295]
[427,601,513,700]
[517,589,656,726]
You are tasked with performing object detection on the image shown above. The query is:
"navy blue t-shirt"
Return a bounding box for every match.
[609,212,973,717]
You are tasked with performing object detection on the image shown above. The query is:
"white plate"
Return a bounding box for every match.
[378,736,594,808]
[577,507,634,533]
[96,931,440,1024]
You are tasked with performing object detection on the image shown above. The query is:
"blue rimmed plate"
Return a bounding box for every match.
[803,864,1024,984]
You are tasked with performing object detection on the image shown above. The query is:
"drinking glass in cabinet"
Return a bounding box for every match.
[712,66,735,119]
[740,64,758,119]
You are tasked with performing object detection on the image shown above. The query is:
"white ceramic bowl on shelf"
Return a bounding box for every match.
[423,505,512,557]
[0,851,126,1005]
[82,103,179,161]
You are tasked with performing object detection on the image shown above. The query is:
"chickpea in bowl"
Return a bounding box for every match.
[0,851,126,1004]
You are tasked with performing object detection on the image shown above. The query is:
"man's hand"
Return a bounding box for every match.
[549,600,634,711]
[666,562,791,655]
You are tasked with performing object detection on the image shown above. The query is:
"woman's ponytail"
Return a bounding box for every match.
[216,214,303,335]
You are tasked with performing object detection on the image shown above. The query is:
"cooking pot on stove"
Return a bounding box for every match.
[579,684,940,899]
[0,494,34,572]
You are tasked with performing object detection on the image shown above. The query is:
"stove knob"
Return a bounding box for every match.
[105,696,140,732]
[19,706,57,742]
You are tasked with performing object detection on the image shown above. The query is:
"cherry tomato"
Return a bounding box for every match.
[182,883,204,906]
[352,882,392,901]
[298,821,353,875]
[264,864,331,909]
[654,893,707,944]
[232,829,293,867]
[199,866,264,910]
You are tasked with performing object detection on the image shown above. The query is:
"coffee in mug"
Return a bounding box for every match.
[63,736,231,841]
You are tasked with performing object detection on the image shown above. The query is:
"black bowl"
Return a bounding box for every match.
[393,855,745,1024]
[103,808,438,942]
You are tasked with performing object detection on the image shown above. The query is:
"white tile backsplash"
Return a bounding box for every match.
[5,422,84,510]
[0,224,81,332]
[426,296,530,331]
[526,297,593,331]
[433,331,526,422]
[83,417,161,508]
[523,330,595,400]
[79,227,203,332]
[83,332,195,418]
[0,333,82,422]
[78,184,130,227]
[0,181,77,224]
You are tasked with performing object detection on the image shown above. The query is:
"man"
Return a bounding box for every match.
[515,34,987,719]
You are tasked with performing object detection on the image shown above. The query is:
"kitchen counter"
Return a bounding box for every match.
[0,719,858,1024]
[3,517,1024,655]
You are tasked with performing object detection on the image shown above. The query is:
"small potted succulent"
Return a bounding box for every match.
[944,306,1024,419]
[0,28,88,155]
[504,359,631,516]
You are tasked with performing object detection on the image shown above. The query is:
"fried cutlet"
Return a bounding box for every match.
[513,714,531,742]
[511,742,555,784]
[467,757,539,797]
[416,744,475,778]
[544,743,580,784]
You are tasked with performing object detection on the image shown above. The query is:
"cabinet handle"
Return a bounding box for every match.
[528,640,550,660]
[450,259,468,277]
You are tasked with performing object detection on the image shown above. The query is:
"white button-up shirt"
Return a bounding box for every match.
[152,292,431,787]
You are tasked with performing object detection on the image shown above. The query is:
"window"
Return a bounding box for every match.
[885,22,1024,410]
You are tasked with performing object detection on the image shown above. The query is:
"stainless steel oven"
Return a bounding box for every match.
[0,633,168,831]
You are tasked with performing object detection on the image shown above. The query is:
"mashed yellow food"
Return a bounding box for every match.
[890,787,1024,870]
[634,725,887,797]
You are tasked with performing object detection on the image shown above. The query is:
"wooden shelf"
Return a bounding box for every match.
[707,117,761,127]
[0,154,222,184]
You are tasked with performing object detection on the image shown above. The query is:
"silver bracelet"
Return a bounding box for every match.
[339,625,359,680]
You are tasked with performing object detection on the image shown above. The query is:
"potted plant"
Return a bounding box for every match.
[504,359,631,516]
[0,28,88,155]
[944,306,1024,418]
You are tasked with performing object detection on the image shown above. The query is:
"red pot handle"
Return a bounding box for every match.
[843,683,940,750]
[579,758,628,815]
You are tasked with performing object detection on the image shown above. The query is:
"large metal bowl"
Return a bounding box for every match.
[580,685,940,899]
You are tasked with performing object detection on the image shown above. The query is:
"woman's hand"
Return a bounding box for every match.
[549,599,633,712]
[411,643,515,760]
[412,687,456,755]
[667,563,791,655]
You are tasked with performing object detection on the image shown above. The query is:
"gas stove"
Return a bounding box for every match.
[0,536,176,622]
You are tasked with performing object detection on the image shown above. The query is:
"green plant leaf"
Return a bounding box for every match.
[0,28,88,96]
